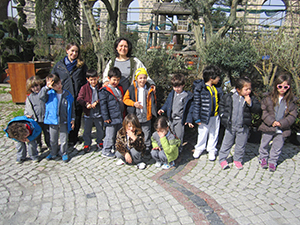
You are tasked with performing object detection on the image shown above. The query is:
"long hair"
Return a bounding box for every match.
[26,76,44,93]
[114,37,132,58]
[154,116,169,131]
[270,73,294,109]
[123,114,142,133]
[66,42,85,67]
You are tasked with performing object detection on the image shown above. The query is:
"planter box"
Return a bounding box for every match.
[7,61,51,103]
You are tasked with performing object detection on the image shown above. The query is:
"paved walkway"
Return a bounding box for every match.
[0,85,300,224]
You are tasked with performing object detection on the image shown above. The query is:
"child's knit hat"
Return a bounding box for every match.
[134,68,148,80]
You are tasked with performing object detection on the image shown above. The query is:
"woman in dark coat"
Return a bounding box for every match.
[52,42,88,146]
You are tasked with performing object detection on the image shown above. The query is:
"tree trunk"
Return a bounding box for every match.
[81,0,104,73]
[0,0,10,22]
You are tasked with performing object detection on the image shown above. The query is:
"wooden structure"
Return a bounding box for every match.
[7,61,51,103]
[150,3,196,55]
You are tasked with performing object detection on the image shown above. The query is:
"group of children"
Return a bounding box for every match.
[4,65,297,172]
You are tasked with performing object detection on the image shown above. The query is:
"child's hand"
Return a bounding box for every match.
[126,129,137,141]
[272,121,281,127]
[91,102,97,108]
[152,146,161,151]
[23,138,30,143]
[134,101,143,109]
[157,130,167,138]
[244,95,251,105]
[71,120,75,130]
[104,119,111,124]
[151,85,156,94]
[185,122,194,128]
[46,77,54,89]
[197,122,201,125]
[158,109,164,115]
[86,103,92,109]
[25,115,32,118]
[125,152,132,164]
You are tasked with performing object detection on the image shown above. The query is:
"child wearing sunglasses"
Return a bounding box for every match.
[258,74,298,172]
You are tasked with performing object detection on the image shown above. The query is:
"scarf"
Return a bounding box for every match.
[64,56,77,72]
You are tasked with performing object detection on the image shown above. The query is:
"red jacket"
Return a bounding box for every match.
[77,82,102,116]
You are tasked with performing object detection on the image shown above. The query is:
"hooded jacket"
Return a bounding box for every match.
[192,79,223,125]
[4,116,42,142]
[99,85,124,126]
[39,86,75,133]
[123,81,157,121]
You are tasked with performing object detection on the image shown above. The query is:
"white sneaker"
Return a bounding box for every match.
[116,159,125,166]
[137,162,146,170]
[155,161,162,168]
[193,150,203,159]
[209,152,216,161]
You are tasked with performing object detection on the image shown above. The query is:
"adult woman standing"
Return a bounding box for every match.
[102,37,155,92]
[52,42,88,146]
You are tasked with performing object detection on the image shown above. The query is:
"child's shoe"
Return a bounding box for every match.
[16,158,25,164]
[234,161,243,170]
[220,160,229,170]
[102,152,115,158]
[62,153,69,163]
[116,159,125,166]
[269,163,276,172]
[46,154,57,161]
[154,161,162,168]
[260,158,268,169]
[209,151,216,161]
[32,157,39,163]
[97,143,103,151]
[83,145,90,153]
[137,162,146,170]
[193,149,203,159]
[162,161,175,170]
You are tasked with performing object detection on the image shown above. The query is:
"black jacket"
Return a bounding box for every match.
[192,79,223,125]
[52,59,88,107]
[219,90,261,129]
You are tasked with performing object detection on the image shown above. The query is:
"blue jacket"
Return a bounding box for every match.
[4,116,42,142]
[99,85,124,126]
[192,79,223,125]
[39,86,75,133]
[160,90,193,125]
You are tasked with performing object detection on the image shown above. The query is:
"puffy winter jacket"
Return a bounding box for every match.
[192,79,223,125]
[99,85,124,126]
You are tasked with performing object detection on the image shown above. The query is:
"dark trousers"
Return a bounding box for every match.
[69,106,83,144]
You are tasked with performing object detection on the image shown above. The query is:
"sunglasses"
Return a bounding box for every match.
[277,84,290,90]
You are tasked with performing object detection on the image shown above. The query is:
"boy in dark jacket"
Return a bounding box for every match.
[4,116,42,164]
[77,69,104,153]
[99,67,124,158]
[39,74,75,162]
[158,73,193,153]
[218,77,261,170]
[192,65,223,161]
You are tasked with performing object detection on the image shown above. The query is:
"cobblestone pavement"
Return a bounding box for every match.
[1,83,300,225]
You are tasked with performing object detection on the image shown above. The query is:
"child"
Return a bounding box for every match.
[158,73,193,152]
[99,67,125,158]
[77,69,104,153]
[24,76,50,152]
[219,77,261,170]
[192,65,223,161]
[123,68,157,155]
[39,74,75,162]
[151,116,180,169]
[115,114,146,169]
[4,116,42,163]
[258,74,297,172]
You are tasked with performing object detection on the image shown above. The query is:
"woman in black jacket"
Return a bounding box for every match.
[52,42,88,146]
